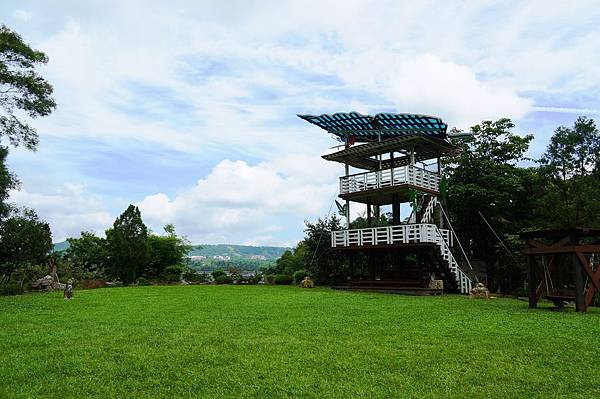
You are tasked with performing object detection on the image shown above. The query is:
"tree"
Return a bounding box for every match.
[302,215,345,284]
[145,224,191,277]
[0,208,52,283]
[65,231,109,275]
[105,205,150,284]
[443,119,540,292]
[539,117,600,227]
[274,242,309,276]
[0,25,56,150]
[0,146,18,218]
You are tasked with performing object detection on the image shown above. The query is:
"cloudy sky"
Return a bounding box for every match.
[2,0,600,246]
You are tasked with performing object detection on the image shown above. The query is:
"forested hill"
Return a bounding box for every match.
[53,242,290,260]
[188,244,289,260]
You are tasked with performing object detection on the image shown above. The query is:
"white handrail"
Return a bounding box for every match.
[339,165,440,195]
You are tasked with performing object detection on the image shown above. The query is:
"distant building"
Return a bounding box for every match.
[187,255,206,260]
[212,255,231,261]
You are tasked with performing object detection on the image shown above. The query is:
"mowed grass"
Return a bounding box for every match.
[1,286,599,399]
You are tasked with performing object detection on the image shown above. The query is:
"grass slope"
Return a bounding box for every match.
[1,286,599,398]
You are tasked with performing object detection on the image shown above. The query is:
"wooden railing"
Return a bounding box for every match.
[331,223,472,294]
[339,165,440,195]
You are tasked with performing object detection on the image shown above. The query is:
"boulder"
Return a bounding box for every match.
[299,277,315,288]
[429,279,444,290]
[470,282,490,299]
[32,275,54,290]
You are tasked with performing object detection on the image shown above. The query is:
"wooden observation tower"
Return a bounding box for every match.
[299,112,474,294]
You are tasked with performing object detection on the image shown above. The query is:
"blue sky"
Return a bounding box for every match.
[2,0,600,245]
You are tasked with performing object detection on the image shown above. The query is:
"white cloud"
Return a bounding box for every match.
[138,158,338,245]
[9,184,113,242]
[13,9,32,22]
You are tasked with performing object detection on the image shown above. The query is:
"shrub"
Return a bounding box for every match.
[273,274,293,285]
[81,279,107,289]
[245,274,262,285]
[214,275,233,284]
[160,264,185,282]
[136,277,150,286]
[293,269,310,284]
[0,283,24,296]
[182,269,209,283]
[211,270,227,280]
[264,274,275,284]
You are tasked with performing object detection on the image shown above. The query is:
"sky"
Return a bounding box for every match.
[2,0,600,246]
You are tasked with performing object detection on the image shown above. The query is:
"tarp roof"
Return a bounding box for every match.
[298,112,447,141]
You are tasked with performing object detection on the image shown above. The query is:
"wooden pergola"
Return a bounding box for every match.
[521,228,600,312]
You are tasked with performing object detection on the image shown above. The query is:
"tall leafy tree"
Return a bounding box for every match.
[0,146,18,219]
[0,208,52,283]
[443,119,541,292]
[539,117,600,227]
[65,231,110,275]
[1,25,56,150]
[106,205,150,284]
[145,224,191,277]
[303,215,345,284]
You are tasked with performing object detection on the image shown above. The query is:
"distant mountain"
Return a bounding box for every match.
[53,241,70,252]
[53,241,290,260]
[188,244,290,260]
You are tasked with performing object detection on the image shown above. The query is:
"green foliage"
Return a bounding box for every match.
[65,231,109,275]
[0,146,18,219]
[0,25,56,150]
[105,205,150,285]
[302,215,346,285]
[160,265,184,282]
[538,117,600,227]
[146,225,191,277]
[264,274,275,284]
[135,277,150,286]
[443,119,538,292]
[273,274,293,285]
[182,269,209,283]
[0,208,52,284]
[0,282,23,296]
[214,275,233,284]
[211,270,226,280]
[293,269,310,284]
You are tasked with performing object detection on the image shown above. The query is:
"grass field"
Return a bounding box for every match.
[1,286,599,398]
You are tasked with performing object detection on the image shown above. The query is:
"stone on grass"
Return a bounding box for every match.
[32,275,54,290]
[470,282,490,299]
[299,277,314,288]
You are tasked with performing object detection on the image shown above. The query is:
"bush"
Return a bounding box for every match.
[214,275,233,284]
[264,274,275,284]
[273,274,293,285]
[245,274,262,285]
[160,264,185,282]
[136,277,150,286]
[182,269,209,283]
[293,269,310,284]
[0,283,24,296]
[81,279,107,289]
[211,270,227,280]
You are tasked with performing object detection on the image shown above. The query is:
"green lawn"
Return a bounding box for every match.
[1,286,599,398]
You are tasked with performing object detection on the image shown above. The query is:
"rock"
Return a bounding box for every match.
[32,275,54,290]
[52,282,66,290]
[470,282,490,299]
[63,279,74,299]
[429,279,444,290]
[299,277,315,288]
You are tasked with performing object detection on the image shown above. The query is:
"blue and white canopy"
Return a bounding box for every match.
[298,112,447,141]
